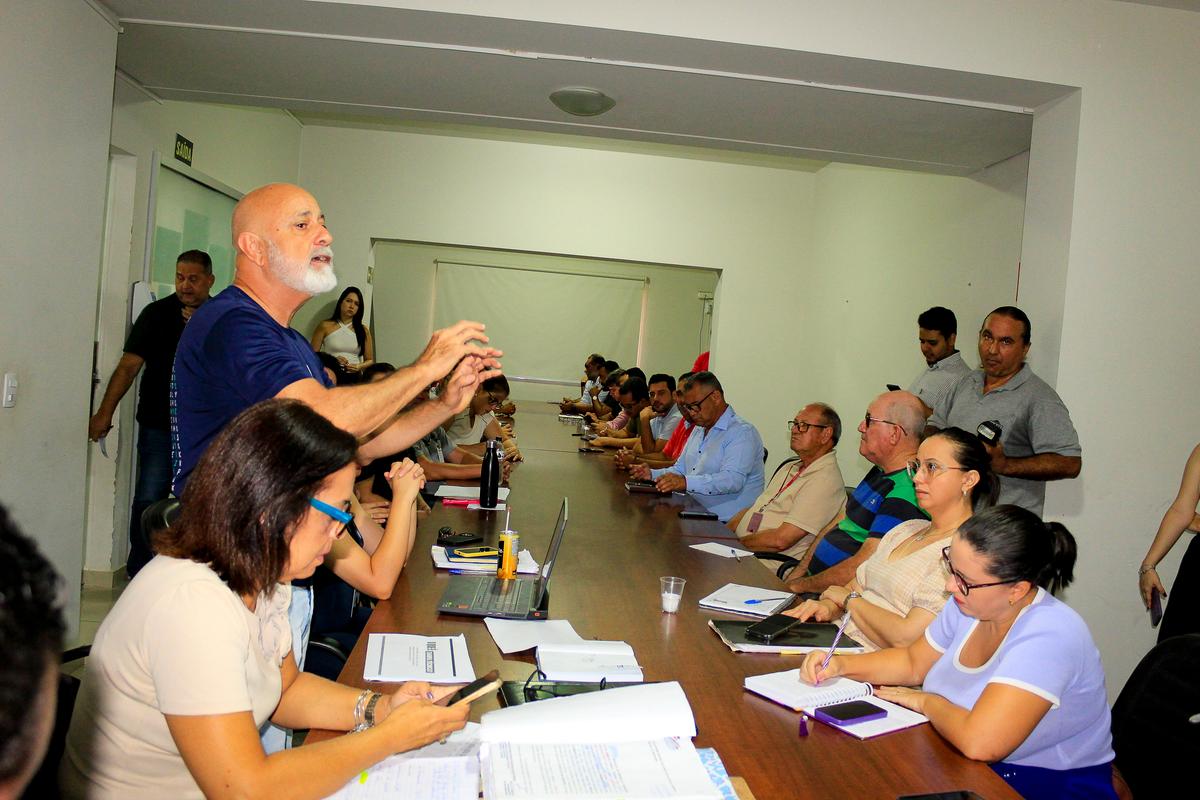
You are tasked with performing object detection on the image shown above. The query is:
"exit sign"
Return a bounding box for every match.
[174,133,193,166]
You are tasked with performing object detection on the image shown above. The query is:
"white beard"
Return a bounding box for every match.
[268,241,337,295]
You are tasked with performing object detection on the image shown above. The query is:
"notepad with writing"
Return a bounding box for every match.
[743,669,927,739]
[698,583,795,617]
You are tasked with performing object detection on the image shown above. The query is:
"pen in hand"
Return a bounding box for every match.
[818,608,853,676]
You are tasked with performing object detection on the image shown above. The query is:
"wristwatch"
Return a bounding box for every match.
[842,591,863,609]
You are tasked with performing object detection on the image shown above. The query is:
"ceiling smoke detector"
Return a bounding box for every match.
[549,87,616,117]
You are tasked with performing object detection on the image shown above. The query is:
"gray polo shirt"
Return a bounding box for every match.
[908,351,972,412]
[929,365,1081,517]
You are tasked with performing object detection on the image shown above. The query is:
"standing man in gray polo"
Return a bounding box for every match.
[907,306,972,417]
[928,306,1081,517]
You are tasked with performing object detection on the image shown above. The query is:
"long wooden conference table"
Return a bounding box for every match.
[311,404,1019,799]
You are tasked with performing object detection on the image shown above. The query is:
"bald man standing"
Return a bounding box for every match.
[172,183,500,494]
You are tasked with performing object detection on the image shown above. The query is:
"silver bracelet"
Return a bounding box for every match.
[364,692,383,728]
[1138,564,1157,576]
[352,689,372,732]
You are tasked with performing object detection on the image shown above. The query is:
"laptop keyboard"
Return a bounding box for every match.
[471,578,534,613]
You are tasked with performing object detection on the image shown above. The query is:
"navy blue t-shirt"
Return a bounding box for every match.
[171,286,332,494]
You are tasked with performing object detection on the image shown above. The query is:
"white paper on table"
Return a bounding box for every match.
[689,542,753,558]
[480,681,696,744]
[430,546,538,574]
[535,641,643,682]
[324,756,477,800]
[480,738,720,800]
[435,485,511,501]
[467,502,507,511]
[363,633,475,683]
[483,618,583,653]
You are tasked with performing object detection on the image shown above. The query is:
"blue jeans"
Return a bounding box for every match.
[260,585,313,753]
[126,426,173,577]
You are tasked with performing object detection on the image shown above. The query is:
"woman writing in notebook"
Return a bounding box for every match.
[800,505,1115,800]
[784,428,998,651]
[61,400,469,799]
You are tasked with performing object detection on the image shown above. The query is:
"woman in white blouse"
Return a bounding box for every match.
[785,427,998,651]
[60,399,469,799]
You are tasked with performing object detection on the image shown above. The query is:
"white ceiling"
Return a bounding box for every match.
[105,0,1076,176]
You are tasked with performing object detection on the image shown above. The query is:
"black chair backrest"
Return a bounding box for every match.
[1111,633,1200,797]
[20,646,91,799]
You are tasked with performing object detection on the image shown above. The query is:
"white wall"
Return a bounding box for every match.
[0,0,118,633]
[364,241,719,400]
[295,124,818,445]
[297,123,1027,472]
[385,0,1200,699]
[84,88,303,573]
[805,157,1028,480]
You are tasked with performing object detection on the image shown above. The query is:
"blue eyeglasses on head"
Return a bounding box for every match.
[309,497,353,525]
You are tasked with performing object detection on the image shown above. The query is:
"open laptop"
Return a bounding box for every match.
[437,497,568,619]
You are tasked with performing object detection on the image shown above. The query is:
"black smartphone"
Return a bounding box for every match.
[579,446,605,453]
[976,419,1003,445]
[813,700,887,727]
[679,509,718,520]
[625,480,662,494]
[745,613,803,643]
[1150,586,1163,627]
[448,669,502,706]
[437,526,482,547]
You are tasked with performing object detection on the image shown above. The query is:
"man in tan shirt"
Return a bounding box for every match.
[726,402,846,572]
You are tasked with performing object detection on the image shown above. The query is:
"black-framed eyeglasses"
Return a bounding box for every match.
[941,546,1014,596]
[485,391,503,408]
[309,498,353,538]
[906,458,970,479]
[864,413,906,435]
[681,389,716,414]
[788,420,829,434]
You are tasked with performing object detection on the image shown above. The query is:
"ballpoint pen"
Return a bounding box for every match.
[744,595,792,605]
[819,609,853,673]
[730,548,742,562]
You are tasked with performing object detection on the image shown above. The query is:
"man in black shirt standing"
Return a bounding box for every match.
[89,250,214,577]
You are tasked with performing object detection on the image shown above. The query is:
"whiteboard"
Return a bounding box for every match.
[432,261,644,382]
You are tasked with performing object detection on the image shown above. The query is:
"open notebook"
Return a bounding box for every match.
[743,669,927,740]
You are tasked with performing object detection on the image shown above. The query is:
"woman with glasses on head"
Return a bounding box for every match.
[61,399,469,799]
[785,427,998,651]
[800,505,1115,800]
[442,375,523,461]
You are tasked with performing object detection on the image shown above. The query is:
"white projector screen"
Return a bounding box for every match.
[432,261,645,383]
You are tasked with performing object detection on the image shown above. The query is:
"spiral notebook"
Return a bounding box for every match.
[743,669,927,739]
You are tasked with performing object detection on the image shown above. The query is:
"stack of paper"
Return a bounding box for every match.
[430,546,538,574]
[689,542,753,559]
[325,723,481,800]
[697,583,796,617]
[535,640,644,682]
[478,682,721,800]
[363,633,476,683]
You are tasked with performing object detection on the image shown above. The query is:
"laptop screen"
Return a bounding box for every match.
[534,498,568,595]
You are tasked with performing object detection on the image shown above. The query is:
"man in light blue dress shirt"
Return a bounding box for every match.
[631,371,764,521]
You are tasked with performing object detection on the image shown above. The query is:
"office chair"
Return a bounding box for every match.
[1110,633,1200,798]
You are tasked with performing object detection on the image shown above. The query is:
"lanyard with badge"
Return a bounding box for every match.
[746,461,805,532]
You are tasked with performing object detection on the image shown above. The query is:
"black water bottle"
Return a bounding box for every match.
[480,439,501,508]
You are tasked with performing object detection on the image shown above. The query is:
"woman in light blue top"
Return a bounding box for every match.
[801,505,1116,800]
